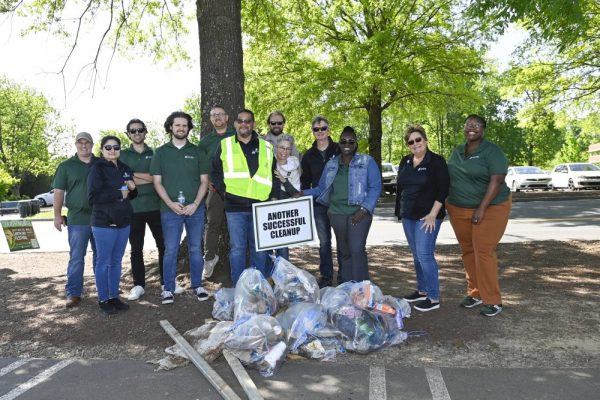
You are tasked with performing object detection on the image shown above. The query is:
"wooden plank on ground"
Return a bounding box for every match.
[160,320,242,400]
[222,350,264,400]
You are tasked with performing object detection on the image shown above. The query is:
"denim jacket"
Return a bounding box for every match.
[304,153,382,214]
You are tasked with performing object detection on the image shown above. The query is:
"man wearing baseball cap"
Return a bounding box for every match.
[52,132,99,308]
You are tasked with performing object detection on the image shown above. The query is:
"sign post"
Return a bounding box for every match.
[252,196,316,252]
[1,220,40,251]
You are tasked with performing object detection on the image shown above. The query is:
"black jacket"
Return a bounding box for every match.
[395,150,449,220]
[88,158,138,227]
[211,132,280,212]
[300,137,340,197]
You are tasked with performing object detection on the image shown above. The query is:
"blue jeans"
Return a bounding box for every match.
[314,205,335,281]
[161,207,205,293]
[65,224,97,298]
[402,218,442,301]
[226,211,268,286]
[92,226,130,302]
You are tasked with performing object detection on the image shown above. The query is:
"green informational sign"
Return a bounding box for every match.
[1,220,40,251]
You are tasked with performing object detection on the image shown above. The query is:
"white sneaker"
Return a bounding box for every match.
[202,255,219,279]
[127,285,145,301]
[195,287,209,302]
[161,284,185,294]
[161,290,174,305]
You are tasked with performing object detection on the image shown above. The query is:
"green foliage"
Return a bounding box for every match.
[0,76,54,194]
[0,167,18,201]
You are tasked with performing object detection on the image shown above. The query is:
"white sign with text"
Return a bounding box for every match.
[253,196,316,251]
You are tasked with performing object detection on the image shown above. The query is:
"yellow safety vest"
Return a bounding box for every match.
[221,136,273,200]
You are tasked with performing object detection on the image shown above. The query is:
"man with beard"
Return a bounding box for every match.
[262,111,300,159]
[120,118,173,301]
[150,112,209,304]
[197,105,235,279]
[52,132,98,307]
[211,109,280,286]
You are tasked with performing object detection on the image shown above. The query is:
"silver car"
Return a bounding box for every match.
[505,166,552,192]
[551,163,600,190]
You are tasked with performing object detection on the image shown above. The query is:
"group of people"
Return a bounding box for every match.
[395,114,511,317]
[53,108,509,318]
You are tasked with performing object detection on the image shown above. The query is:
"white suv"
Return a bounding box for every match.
[551,163,600,190]
[381,163,397,193]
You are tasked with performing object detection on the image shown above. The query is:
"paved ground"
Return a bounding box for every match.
[1,357,599,400]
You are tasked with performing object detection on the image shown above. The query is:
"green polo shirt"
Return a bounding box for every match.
[52,155,97,225]
[149,141,210,211]
[197,127,235,160]
[328,163,360,215]
[120,144,160,213]
[447,139,510,208]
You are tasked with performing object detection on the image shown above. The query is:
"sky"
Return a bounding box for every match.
[0,14,527,143]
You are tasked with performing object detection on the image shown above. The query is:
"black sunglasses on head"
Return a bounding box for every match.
[103,144,121,151]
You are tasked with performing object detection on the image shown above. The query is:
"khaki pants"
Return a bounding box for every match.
[446,198,511,305]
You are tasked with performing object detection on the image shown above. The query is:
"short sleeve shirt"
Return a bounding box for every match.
[149,141,210,211]
[447,139,510,208]
[328,163,360,215]
[120,145,160,213]
[52,155,96,225]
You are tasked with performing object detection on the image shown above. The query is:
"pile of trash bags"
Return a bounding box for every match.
[153,257,411,377]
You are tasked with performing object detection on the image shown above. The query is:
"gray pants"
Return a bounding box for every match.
[203,189,225,260]
[328,212,373,283]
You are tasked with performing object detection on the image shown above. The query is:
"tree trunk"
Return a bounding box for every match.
[197,0,245,134]
[366,92,383,169]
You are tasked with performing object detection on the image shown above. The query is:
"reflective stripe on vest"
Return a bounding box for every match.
[221,136,273,200]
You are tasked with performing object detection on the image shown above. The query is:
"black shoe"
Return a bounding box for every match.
[99,301,117,315]
[414,298,440,312]
[318,277,333,289]
[403,290,427,303]
[108,297,130,311]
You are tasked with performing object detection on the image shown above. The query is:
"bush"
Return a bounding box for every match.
[0,168,18,201]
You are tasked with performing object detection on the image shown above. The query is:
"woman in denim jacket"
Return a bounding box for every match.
[300,126,381,282]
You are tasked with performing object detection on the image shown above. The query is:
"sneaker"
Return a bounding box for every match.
[403,290,427,303]
[127,285,145,301]
[202,255,219,279]
[98,301,117,315]
[108,297,130,311]
[195,287,209,302]
[414,298,440,312]
[161,290,174,305]
[480,304,502,317]
[460,296,483,308]
[318,277,333,289]
[162,284,185,295]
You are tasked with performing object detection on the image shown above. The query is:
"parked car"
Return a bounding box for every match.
[34,189,54,207]
[551,163,600,190]
[505,166,552,192]
[381,162,397,193]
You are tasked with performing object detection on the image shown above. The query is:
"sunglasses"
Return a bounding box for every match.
[270,121,284,126]
[237,118,253,124]
[312,126,328,132]
[340,139,356,145]
[103,144,121,151]
[407,137,423,146]
[128,128,146,134]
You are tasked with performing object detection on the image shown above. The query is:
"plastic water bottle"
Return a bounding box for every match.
[177,191,186,205]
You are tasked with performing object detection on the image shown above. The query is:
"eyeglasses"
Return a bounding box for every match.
[340,139,356,145]
[270,121,284,126]
[210,112,227,117]
[278,146,292,151]
[236,118,253,124]
[312,126,328,132]
[103,144,121,151]
[464,123,483,129]
[128,128,146,134]
[407,137,423,146]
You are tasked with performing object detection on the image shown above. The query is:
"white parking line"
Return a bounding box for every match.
[425,367,451,400]
[0,359,74,400]
[369,365,387,400]
[0,360,30,377]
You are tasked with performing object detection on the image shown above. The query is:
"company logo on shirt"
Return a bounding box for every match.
[145,155,153,160]
[469,156,480,160]
[252,148,259,155]
[418,167,427,172]
[184,155,195,159]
